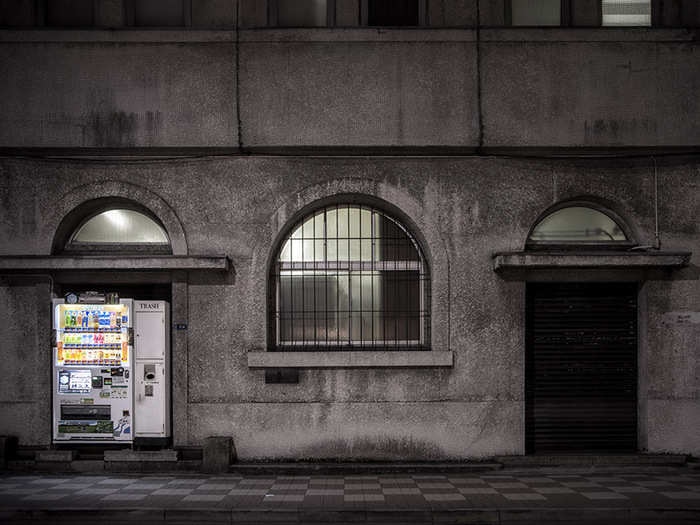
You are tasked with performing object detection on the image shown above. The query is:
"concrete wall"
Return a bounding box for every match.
[0,156,697,458]
[1,28,697,149]
[0,38,237,148]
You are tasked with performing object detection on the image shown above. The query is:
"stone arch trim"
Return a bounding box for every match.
[44,180,187,256]
[245,177,451,353]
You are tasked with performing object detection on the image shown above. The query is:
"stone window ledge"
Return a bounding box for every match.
[247,351,453,369]
[0,255,228,271]
[493,251,691,273]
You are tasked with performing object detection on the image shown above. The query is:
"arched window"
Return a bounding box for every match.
[527,204,632,247]
[271,204,429,350]
[63,207,171,254]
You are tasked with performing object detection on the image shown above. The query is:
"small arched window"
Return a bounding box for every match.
[271,204,429,350]
[64,208,171,254]
[527,204,632,247]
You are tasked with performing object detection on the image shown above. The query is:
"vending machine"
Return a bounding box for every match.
[133,301,171,440]
[52,298,133,443]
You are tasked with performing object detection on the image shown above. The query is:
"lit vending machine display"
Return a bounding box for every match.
[52,299,133,443]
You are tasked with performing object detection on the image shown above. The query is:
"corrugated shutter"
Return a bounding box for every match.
[526,283,638,453]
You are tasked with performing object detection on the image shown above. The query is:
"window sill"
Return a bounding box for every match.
[247,351,453,369]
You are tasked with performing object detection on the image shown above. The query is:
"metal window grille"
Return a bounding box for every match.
[271,205,430,351]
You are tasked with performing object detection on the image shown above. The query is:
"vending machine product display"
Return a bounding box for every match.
[52,299,134,442]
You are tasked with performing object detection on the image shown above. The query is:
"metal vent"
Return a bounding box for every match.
[526,283,637,453]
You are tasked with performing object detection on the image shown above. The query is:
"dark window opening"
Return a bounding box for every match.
[46,0,94,27]
[367,0,419,26]
[134,0,185,27]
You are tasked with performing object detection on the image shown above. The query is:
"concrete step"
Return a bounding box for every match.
[496,454,688,467]
[228,461,502,475]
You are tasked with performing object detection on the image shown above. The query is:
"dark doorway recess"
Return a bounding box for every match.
[525,282,638,453]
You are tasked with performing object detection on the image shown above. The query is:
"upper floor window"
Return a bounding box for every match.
[274,0,329,27]
[46,0,94,27]
[65,208,170,253]
[602,0,651,26]
[509,0,561,26]
[132,0,185,27]
[527,204,632,247]
[271,204,429,350]
[365,0,423,26]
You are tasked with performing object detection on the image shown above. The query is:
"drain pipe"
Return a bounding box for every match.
[653,157,661,249]
[629,156,661,252]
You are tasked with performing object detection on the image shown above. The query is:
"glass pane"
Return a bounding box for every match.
[529,207,628,242]
[327,207,337,238]
[510,0,561,26]
[277,0,327,27]
[349,207,361,237]
[72,209,169,244]
[602,0,651,26]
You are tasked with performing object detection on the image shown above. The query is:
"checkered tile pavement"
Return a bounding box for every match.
[1,470,699,510]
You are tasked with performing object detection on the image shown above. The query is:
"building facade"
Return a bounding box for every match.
[0,0,699,460]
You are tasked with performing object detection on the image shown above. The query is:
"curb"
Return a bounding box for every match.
[1,507,699,524]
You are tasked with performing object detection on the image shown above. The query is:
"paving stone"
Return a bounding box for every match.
[182,494,226,502]
[502,493,547,501]
[581,492,629,500]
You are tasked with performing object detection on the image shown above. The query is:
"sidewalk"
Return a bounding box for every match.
[1,466,699,524]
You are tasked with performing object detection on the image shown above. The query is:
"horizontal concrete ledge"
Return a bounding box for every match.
[0,29,236,43]
[3,145,700,158]
[493,251,692,272]
[1,28,695,44]
[0,255,229,271]
[240,28,476,42]
[247,351,453,369]
[481,27,698,42]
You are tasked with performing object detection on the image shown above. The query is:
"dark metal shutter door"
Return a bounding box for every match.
[526,283,637,453]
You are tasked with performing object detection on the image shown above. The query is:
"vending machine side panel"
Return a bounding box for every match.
[134,300,171,439]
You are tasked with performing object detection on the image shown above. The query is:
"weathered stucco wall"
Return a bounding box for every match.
[0,156,697,458]
[1,29,698,149]
[0,40,237,147]
[481,32,700,147]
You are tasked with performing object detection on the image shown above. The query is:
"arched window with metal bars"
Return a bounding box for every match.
[270,204,430,351]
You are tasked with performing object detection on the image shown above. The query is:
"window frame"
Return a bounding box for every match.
[525,200,636,251]
[268,203,431,352]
